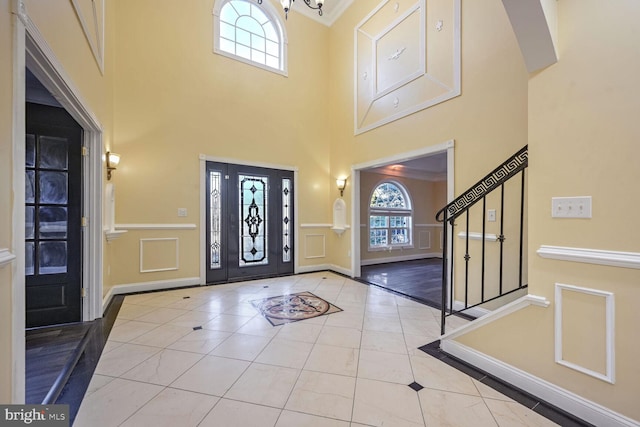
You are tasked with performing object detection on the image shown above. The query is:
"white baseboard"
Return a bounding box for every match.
[102,277,201,313]
[440,340,640,427]
[297,264,352,277]
[361,253,441,266]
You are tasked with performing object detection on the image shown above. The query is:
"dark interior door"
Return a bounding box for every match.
[25,103,83,328]
[206,162,294,283]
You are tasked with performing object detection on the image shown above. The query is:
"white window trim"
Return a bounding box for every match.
[368,180,414,251]
[213,0,289,77]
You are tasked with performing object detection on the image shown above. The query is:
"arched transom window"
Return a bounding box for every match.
[369,181,413,249]
[214,0,287,74]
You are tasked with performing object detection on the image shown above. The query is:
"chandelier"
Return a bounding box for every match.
[256,0,324,19]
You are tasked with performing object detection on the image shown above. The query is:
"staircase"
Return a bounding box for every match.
[436,145,528,334]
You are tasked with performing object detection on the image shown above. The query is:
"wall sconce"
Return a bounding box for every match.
[336,178,347,197]
[106,151,120,180]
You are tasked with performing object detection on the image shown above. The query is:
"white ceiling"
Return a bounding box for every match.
[282,0,354,26]
[366,152,448,182]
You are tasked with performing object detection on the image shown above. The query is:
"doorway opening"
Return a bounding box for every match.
[352,141,454,308]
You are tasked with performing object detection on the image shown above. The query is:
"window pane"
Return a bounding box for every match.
[39,241,67,275]
[369,229,387,246]
[39,171,68,204]
[236,28,251,47]
[370,182,407,208]
[282,178,291,263]
[264,23,278,42]
[26,134,36,167]
[231,0,250,16]
[391,229,408,244]
[369,215,388,228]
[250,4,269,24]
[26,170,35,203]
[39,207,67,239]
[266,55,279,69]
[236,44,251,60]
[220,3,239,23]
[390,216,408,227]
[251,34,265,51]
[220,38,235,54]
[25,242,34,276]
[39,136,68,170]
[237,16,263,38]
[209,171,222,269]
[220,21,236,41]
[26,207,35,239]
[252,49,265,65]
[239,174,268,266]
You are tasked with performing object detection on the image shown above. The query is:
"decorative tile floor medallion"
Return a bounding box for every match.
[250,292,342,326]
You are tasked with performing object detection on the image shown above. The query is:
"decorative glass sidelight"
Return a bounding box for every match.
[209,171,222,269]
[282,178,291,262]
[239,174,268,266]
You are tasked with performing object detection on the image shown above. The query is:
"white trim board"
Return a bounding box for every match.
[0,249,16,268]
[102,277,201,312]
[537,245,640,270]
[457,231,498,242]
[440,340,639,427]
[115,223,196,230]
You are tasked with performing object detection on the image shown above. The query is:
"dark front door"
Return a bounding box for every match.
[206,162,294,283]
[25,103,83,328]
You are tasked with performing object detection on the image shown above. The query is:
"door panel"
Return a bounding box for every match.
[25,103,83,328]
[206,162,294,283]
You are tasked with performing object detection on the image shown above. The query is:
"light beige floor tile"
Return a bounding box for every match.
[316,325,362,349]
[167,329,232,354]
[120,388,218,427]
[404,333,439,357]
[276,321,323,343]
[101,340,123,354]
[285,370,355,421]
[410,354,479,395]
[275,410,350,427]
[166,310,218,328]
[484,399,559,426]
[134,307,190,324]
[170,355,250,396]
[224,362,300,408]
[236,316,281,337]
[357,349,413,384]
[94,343,161,377]
[255,338,314,369]
[123,293,161,304]
[107,320,159,343]
[116,303,158,320]
[224,302,262,316]
[198,398,281,427]
[83,374,115,399]
[401,317,440,336]
[397,305,436,321]
[164,297,212,310]
[363,314,403,333]
[133,294,187,308]
[304,344,359,377]
[365,303,399,315]
[120,349,203,385]
[75,378,163,427]
[202,313,255,332]
[360,330,407,354]
[129,323,194,348]
[352,378,424,427]
[323,312,364,329]
[419,388,498,427]
[209,333,273,360]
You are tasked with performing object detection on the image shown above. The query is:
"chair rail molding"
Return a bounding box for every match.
[537,245,640,270]
[0,249,16,268]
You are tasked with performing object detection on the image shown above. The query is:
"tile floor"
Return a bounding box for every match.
[75,272,557,427]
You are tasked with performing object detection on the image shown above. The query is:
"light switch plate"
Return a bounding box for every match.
[487,209,496,222]
[178,208,188,217]
[552,197,592,218]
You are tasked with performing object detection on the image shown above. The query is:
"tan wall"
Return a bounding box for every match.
[327,0,529,269]
[0,0,14,403]
[359,171,444,263]
[109,0,331,286]
[455,0,640,420]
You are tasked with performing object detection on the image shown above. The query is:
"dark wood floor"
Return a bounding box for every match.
[25,295,124,425]
[358,258,443,307]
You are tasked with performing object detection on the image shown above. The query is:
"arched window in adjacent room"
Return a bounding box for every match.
[214,0,288,75]
[368,181,413,250]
